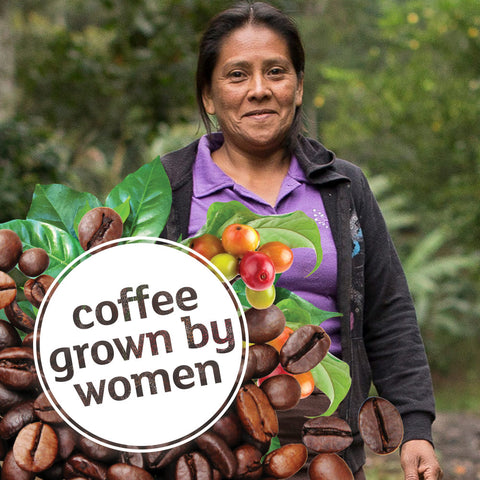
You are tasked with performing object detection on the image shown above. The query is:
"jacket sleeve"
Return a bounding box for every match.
[352,170,436,445]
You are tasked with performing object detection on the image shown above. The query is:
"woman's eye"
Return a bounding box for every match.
[269,68,284,76]
[229,71,245,80]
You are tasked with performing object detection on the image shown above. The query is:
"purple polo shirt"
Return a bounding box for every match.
[189,134,341,356]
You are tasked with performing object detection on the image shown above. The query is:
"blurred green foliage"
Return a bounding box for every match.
[0,0,479,378]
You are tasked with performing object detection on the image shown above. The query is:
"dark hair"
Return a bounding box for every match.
[196,1,305,149]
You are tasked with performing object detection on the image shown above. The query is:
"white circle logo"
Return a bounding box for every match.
[34,238,247,452]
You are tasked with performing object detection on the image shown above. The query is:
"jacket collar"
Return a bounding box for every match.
[161,135,350,191]
[294,136,350,186]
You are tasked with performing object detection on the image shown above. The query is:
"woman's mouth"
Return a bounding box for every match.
[243,109,276,118]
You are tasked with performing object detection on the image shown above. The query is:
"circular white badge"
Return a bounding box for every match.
[34,237,247,452]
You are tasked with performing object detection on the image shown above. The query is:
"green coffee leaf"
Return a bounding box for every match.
[249,214,322,274]
[0,219,84,278]
[114,196,131,224]
[276,298,312,330]
[27,184,102,238]
[105,156,172,238]
[193,201,259,238]
[275,288,342,326]
[232,278,251,312]
[311,353,351,417]
[73,200,94,239]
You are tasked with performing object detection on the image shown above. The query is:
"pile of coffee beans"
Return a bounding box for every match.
[0,223,404,479]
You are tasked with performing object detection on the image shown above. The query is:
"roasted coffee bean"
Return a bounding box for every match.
[302,416,353,453]
[260,374,301,411]
[107,463,154,480]
[144,442,193,470]
[13,422,58,473]
[0,271,17,310]
[250,343,279,378]
[175,451,212,480]
[196,431,237,479]
[358,396,404,455]
[18,248,50,277]
[78,207,124,251]
[245,305,286,344]
[0,380,29,413]
[4,299,35,333]
[211,409,243,448]
[243,347,257,384]
[1,448,35,480]
[236,383,278,444]
[0,229,23,272]
[240,430,271,455]
[0,400,35,440]
[34,392,63,424]
[78,436,118,463]
[64,453,108,479]
[52,424,78,460]
[233,444,263,480]
[308,453,354,480]
[280,325,331,374]
[0,437,7,460]
[37,461,65,480]
[0,318,22,350]
[263,443,308,479]
[22,332,34,348]
[0,346,38,390]
[118,450,145,469]
[24,274,55,308]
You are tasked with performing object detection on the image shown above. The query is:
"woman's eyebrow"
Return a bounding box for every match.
[222,57,291,71]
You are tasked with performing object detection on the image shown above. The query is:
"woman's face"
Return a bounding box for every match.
[202,25,303,155]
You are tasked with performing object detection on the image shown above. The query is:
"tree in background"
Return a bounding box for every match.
[1,0,311,221]
[310,0,480,251]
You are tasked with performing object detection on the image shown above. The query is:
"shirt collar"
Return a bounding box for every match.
[193,134,234,198]
[193,133,308,199]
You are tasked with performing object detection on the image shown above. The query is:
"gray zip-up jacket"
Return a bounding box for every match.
[160,135,435,474]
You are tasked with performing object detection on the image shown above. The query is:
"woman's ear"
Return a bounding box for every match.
[295,74,304,107]
[202,88,216,116]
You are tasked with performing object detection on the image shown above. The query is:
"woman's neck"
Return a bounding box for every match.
[211,142,291,207]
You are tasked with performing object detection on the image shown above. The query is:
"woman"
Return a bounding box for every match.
[160,2,443,479]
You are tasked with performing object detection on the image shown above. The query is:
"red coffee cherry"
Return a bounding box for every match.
[239,251,275,291]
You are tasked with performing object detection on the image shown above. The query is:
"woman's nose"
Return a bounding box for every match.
[248,73,271,100]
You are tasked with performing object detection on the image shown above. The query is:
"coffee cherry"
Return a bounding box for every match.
[18,248,50,277]
[221,224,260,257]
[0,229,23,272]
[190,233,225,261]
[211,253,239,281]
[245,285,275,310]
[239,251,275,291]
[268,326,294,352]
[258,241,294,273]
